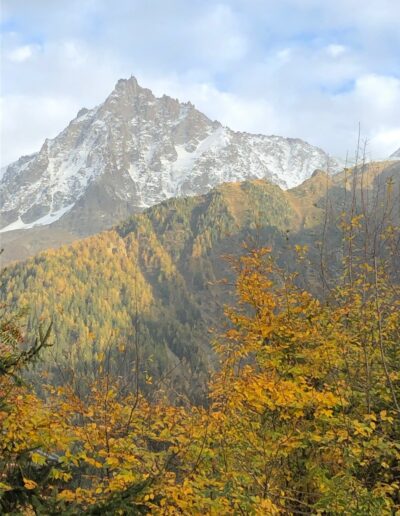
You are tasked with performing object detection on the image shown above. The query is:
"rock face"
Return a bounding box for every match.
[0,76,341,237]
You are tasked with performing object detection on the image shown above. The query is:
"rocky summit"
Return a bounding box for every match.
[0,76,340,252]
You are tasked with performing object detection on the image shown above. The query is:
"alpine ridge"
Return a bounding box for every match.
[0,76,341,265]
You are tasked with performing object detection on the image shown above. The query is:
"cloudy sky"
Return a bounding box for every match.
[1,0,400,166]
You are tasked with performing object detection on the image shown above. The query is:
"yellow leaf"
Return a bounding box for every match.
[31,452,46,465]
[0,482,12,492]
[23,478,37,490]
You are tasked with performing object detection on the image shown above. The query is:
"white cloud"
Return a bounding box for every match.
[62,40,88,66]
[1,0,400,166]
[354,74,400,112]
[0,95,80,165]
[193,4,248,63]
[7,44,38,63]
[326,44,347,58]
[371,129,400,157]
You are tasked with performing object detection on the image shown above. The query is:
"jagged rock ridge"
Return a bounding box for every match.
[0,76,341,236]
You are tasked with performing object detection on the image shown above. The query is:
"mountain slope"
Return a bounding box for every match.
[1,179,297,399]
[1,161,398,398]
[0,76,340,261]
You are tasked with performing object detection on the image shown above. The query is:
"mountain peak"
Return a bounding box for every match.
[0,76,342,239]
[115,75,139,89]
[109,75,153,100]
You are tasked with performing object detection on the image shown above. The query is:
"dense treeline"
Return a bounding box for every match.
[0,180,298,399]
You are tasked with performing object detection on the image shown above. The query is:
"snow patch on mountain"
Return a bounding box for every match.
[0,76,342,234]
[0,203,74,233]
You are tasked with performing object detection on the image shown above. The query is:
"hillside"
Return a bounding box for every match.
[1,161,399,399]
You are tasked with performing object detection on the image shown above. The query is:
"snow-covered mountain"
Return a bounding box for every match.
[0,76,341,236]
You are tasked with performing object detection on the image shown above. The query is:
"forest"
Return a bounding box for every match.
[1,161,400,514]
